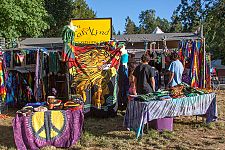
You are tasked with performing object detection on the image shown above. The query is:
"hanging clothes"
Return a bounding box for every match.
[6,72,14,104]
[179,40,205,88]
[0,55,6,102]
[190,41,199,87]
[49,52,60,73]
[34,50,40,101]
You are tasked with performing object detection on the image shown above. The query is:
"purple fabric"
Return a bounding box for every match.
[13,110,84,150]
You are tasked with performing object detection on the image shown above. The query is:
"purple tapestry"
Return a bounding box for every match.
[13,110,83,150]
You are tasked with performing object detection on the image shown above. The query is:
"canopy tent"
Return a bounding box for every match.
[152,27,164,34]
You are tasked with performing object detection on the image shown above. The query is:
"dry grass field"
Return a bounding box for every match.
[0,91,225,150]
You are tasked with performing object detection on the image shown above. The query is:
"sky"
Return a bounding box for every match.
[85,0,181,33]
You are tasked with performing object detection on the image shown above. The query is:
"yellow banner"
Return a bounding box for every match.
[71,18,112,44]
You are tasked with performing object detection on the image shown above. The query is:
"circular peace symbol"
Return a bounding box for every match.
[29,111,67,140]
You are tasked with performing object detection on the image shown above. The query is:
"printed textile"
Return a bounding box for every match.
[124,93,217,138]
[0,56,6,102]
[62,43,122,113]
[13,109,84,150]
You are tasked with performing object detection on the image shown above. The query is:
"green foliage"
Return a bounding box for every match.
[124,16,138,34]
[155,17,171,33]
[112,26,116,35]
[72,0,96,19]
[138,9,171,33]
[204,0,225,63]
[44,0,74,37]
[124,9,171,34]
[172,0,204,32]
[170,11,182,32]
[44,0,96,37]
[139,9,157,34]
[0,0,50,39]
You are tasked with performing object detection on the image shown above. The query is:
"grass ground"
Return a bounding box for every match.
[0,91,225,150]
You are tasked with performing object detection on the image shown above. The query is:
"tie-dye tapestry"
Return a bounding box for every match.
[179,40,206,88]
[0,55,6,102]
[62,26,122,114]
[64,45,121,112]
[13,110,83,149]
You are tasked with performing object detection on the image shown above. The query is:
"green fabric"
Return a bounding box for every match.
[49,52,60,73]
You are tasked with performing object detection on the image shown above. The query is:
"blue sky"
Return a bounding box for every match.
[86,0,181,33]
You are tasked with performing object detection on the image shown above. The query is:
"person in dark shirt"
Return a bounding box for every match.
[133,54,155,95]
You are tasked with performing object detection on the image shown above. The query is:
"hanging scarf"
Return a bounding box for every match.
[190,41,199,87]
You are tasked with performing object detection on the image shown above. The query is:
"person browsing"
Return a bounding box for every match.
[133,54,155,95]
[167,52,184,87]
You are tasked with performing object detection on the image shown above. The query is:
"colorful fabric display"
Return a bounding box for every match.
[179,40,205,88]
[61,27,122,112]
[0,57,6,102]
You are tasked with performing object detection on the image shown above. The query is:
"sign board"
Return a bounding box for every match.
[71,18,112,44]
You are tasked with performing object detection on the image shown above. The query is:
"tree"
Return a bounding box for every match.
[44,0,96,37]
[0,0,49,39]
[138,9,157,34]
[138,9,171,33]
[112,26,116,35]
[44,0,74,37]
[124,16,138,34]
[72,0,96,19]
[171,0,216,32]
[170,11,182,32]
[204,0,225,63]
[155,17,171,33]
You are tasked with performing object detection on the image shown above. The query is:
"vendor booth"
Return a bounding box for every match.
[1,20,217,149]
[122,29,216,138]
[0,46,84,149]
[124,84,217,138]
[1,18,123,149]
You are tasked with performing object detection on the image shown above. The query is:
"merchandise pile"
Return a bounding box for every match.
[16,94,84,116]
[133,83,212,102]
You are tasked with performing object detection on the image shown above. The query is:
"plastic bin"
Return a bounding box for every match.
[148,117,173,131]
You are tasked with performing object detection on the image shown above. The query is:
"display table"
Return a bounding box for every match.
[13,109,84,150]
[124,93,217,138]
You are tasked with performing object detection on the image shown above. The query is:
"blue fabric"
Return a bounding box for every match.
[124,93,217,138]
[121,54,128,63]
[168,60,184,87]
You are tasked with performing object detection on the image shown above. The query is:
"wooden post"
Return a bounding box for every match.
[201,25,206,88]
[203,38,206,88]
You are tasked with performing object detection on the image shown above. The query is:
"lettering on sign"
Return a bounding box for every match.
[71,18,112,44]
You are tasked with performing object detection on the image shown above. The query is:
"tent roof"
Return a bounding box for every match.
[152,27,164,34]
